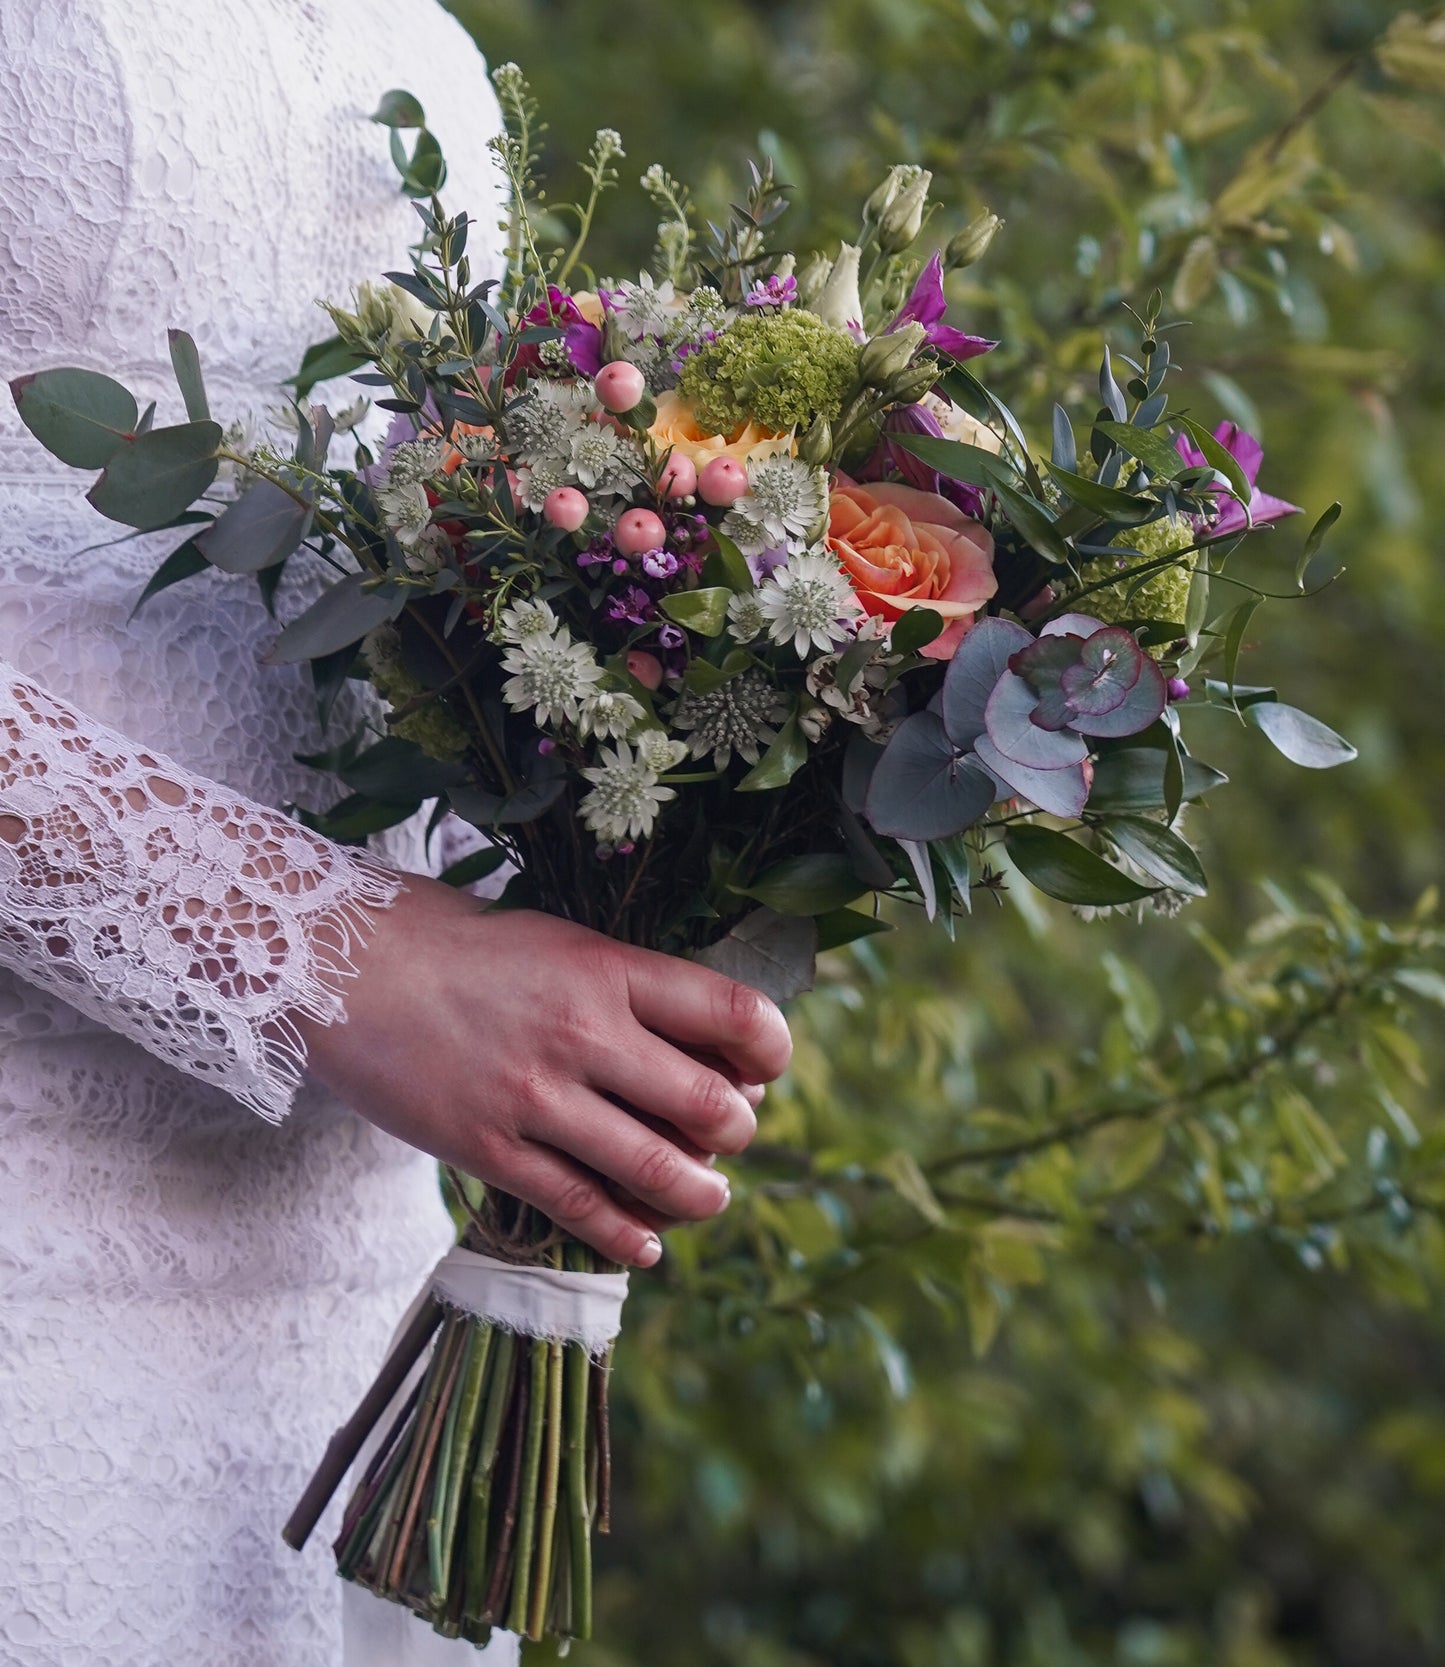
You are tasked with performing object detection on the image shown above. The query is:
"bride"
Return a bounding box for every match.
[0,3,790,1663]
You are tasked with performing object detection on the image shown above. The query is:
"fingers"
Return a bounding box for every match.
[624,953,793,1086]
[536,1089,732,1222]
[595,1032,759,1156]
[498,1140,664,1268]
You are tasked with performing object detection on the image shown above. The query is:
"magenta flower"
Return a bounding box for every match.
[746,274,798,309]
[856,402,986,519]
[507,286,604,382]
[1174,421,1301,538]
[888,254,996,363]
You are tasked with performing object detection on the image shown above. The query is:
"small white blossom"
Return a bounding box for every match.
[568,423,637,493]
[580,742,676,842]
[725,591,768,645]
[757,549,862,658]
[635,728,688,773]
[514,458,570,513]
[509,380,591,464]
[577,688,647,742]
[806,650,891,739]
[403,525,451,577]
[385,436,450,487]
[501,629,604,726]
[377,479,432,549]
[717,507,772,558]
[454,428,499,463]
[607,274,679,341]
[673,669,788,769]
[495,598,558,645]
[725,456,826,549]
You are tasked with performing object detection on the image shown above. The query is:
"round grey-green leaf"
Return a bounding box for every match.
[265,572,405,663]
[11,367,139,469]
[86,421,222,530]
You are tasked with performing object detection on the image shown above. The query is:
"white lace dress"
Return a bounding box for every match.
[0,4,517,1662]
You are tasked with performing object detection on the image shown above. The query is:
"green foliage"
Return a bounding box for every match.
[677,309,862,434]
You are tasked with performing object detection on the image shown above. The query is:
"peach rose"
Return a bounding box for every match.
[828,479,997,660]
[647,389,794,472]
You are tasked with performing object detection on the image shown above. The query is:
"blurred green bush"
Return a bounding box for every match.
[444,3,1445,1660]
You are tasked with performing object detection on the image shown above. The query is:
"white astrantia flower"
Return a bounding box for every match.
[568,423,639,493]
[725,590,768,645]
[514,458,570,513]
[726,456,826,549]
[634,728,689,774]
[495,597,558,645]
[501,630,605,726]
[377,479,432,549]
[577,688,647,742]
[580,742,676,843]
[758,549,862,658]
[402,524,451,578]
[717,507,771,558]
[509,380,591,464]
[385,436,451,487]
[607,274,679,341]
[672,669,789,769]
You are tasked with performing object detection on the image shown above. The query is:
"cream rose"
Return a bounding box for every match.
[647,390,795,472]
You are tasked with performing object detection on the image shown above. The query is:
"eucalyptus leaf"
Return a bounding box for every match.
[973,737,1089,819]
[265,572,405,663]
[1005,824,1158,905]
[864,711,995,840]
[1105,814,1209,896]
[196,480,312,573]
[87,421,222,530]
[1247,702,1358,769]
[11,367,139,469]
[371,88,426,128]
[941,614,1031,749]
[167,329,210,422]
[737,854,871,916]
[693,908,818,1003]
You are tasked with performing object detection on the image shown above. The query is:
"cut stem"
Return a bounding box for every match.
[527,1338,566,1639]
[505,1338,550,1635]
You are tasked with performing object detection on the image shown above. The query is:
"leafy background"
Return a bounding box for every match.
[438,3,1445,1661]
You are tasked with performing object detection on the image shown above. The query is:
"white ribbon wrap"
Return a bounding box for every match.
[340,1246,628,1666]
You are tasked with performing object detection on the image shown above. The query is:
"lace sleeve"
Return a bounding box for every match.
[0,664,404,1121]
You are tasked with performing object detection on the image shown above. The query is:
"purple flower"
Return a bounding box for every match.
[607,585,657,627]
[1167,677,1191,702]
[745,274,798,309]
[641,548,680,580]
[747,546,790,583]
[507,286,604,382]
[856,403,987,519]
[670,330,717,376]
[1174,421,1302,538]
[888,253,997,363]
[657,623,686,651]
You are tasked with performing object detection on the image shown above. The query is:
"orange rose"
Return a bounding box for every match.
[647,389,794,472]
[828,480,996,660]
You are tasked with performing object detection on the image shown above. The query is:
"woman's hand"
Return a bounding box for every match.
[298,875,792,1267]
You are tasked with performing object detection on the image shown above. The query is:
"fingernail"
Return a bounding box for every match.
[638,1233,663,1267]
[717,1177,732,1208]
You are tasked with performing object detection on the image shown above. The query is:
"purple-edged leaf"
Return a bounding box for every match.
[940,615,1031,749]
[984,672,1090,769]
[864,711,996,841]
[1057,627,1145,718]
[1039,612,1107,640]
[196,480,312,573]
[974,737,1091,818]
[1009,632,1090,731]
[11,367,139,469]
[1068,652,1167,738]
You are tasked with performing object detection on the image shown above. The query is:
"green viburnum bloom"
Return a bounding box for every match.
[678,309,860,436]
[1082,513,1196,643]
[363,625,471,764]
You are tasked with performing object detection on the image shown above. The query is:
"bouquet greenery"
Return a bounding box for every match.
[11,61,1355,1648]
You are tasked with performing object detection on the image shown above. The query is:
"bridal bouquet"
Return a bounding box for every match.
[12,63,1354,1647]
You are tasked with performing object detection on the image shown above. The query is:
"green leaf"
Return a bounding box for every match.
[879,1150,947,1227]
[1395,968,1445,1009]
[1087,747,1228,812]
[1043,461,1157,524]
[1298,500,1342,589]
[1247,702,1357,769]
[439,845,510,889]
[297,793,420,841]
[265,572,405,663]
[1220,596,1262,698]
[1005,824,1158,905]
[737,854,870,916]
[991,478,1072,565]
[1093,419,1187,481]
[371,88,426,128]
[661,587,731,638]
[887,431,1013,489]
[693,908,818,1003]
[290,334,369,399]
[87,421,222,530]
[703,530,755,592]
[340,735,465,800]
[1177,414,1252,508]
[889,606,945,655]
[1105,814,1208,896]
[127,537,210,620]
[167,329,210,422]
[400,129,447,197]
[814,907,893,952]
[11,367,139,469]
[196,480,312,573]
[736,713,807,791]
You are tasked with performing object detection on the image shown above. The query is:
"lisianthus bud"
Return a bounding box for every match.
[857,321,926,388]
[882,359,942,406]
[813,244,864,333]
[877,169,933,255]
[945,210,1003,270]
[862,164,913,227]
[794,249,834,309]
[797,417,833,467]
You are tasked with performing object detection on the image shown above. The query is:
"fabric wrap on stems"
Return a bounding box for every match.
[429,1245,629,1357]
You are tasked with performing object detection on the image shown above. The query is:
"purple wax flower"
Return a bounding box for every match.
[888,253,997,363]
[607,585,657,627]
[745,274,798,309]
[641,548,680,580]
[657,622,686,651]
[1174,421,1302,539]
[1167,677,1191,702]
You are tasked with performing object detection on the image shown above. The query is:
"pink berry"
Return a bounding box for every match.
[658,452,698,500]
[626,650,664,691]
[699,455,749,506]
[594,360,648,414]
[615,508,668,556]
[543,486,590,532]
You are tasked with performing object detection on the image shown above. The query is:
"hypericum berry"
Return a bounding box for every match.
[626,650,665,690]
[658,452,698,500]
[594,360,648,414]
[615,508,669,555]
[699,456,748,506]
[543,486,590,531]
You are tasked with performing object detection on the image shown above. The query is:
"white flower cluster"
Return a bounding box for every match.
[752,549,862,659]
[721,454,827,557]
[606,276,732,392]
[507,380,644,505]
[375,436,453,559]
